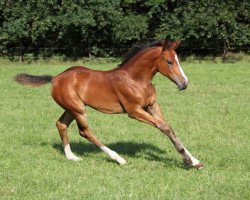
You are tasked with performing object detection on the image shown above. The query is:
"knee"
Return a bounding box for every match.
[79,130,92,139]
[56,121,67,132]
[78,129,85,137]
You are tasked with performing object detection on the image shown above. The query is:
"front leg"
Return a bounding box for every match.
[129,103,203,169]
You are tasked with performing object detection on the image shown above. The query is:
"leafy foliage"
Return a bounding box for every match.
[0,0,249,59]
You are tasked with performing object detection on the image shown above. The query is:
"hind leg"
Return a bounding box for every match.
[73,111,127,165]
[56,111,82,161]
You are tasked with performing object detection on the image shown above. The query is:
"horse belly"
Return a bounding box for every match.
[89,95,124,114]
[86,93,124,113]
[77,81,124,114]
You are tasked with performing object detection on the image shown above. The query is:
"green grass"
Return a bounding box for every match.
[0,59,249,200]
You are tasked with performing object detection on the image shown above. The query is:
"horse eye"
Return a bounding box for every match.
[167,60,172,65]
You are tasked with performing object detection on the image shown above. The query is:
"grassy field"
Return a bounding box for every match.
[0,58,249,200]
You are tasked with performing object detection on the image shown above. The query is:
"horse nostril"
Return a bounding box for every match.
[181,82,188,90]
[184,81,188,87]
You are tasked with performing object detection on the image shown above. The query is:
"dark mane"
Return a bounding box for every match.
[118,40,163,68]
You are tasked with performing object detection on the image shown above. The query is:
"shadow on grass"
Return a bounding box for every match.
[52,141,188,169]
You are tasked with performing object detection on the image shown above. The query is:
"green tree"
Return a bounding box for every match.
[0,0,249,59]
[153,0,250,55]
[0,0,33,61]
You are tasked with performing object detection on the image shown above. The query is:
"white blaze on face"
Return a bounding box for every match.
[174,54,188,83]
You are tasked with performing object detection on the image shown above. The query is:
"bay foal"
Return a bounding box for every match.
[15,39,203,169]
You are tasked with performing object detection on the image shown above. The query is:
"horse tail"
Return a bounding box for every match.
[14,73,53,87]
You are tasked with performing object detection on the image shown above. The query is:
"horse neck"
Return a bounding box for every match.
[122,48,161,82]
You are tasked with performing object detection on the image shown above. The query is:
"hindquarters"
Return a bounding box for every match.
[51,73,85,114]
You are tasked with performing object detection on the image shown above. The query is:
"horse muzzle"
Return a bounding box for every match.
[178,81,188,91]
[169,75,188,91]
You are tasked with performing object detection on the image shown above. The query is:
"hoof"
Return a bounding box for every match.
[195,163,204,170]
[118,159,127,165]
[183,158,204,169]
[67,155,82,161]
[114,156,127,165]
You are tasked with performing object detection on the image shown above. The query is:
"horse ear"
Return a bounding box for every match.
[172,40,181,49]
[162,38,172,52]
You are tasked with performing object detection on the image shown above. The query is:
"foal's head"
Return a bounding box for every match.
[157,39,188,90]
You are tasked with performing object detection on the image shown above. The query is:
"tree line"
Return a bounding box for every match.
[0,0,249,60]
